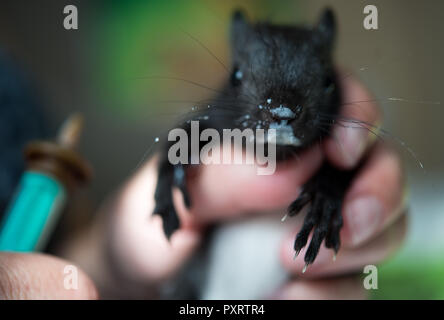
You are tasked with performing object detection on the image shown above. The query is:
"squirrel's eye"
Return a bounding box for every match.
[231,67,243,87]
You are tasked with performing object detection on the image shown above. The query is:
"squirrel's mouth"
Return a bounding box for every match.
[253,120,302,147]
[268,120,302,146]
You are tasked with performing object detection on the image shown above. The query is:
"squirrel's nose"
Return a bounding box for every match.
[269,105,298,121]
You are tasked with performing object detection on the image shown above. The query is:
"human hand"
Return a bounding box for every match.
[96,72,406,299]
[277,72,407,298]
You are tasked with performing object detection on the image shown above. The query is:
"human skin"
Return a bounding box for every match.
[0,73,406,299]
[0,252,98,299]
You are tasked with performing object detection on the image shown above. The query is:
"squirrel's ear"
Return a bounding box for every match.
[315,8,336,48]
[230,9,251,47]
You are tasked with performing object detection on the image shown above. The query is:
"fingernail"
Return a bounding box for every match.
[336,126,367,167]
[346,197,383,246]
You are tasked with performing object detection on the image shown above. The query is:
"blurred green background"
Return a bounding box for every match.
[0,0,443,299]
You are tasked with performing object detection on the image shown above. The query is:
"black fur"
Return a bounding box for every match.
[153,9,356,266]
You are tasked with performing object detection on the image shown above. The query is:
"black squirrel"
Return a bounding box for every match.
[153,9,357,269]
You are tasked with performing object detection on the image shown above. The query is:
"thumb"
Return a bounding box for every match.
[186,144,323,223]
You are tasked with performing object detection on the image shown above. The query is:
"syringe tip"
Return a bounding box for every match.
[58,113,83,148]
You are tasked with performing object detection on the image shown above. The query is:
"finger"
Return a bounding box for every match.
[275,276,366,300]
[341,143,406,247]
[281,212,407,277]
[187,144,323,223]
[0,252,98,299]
[324,71,381,168]
[111,158,202,282]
